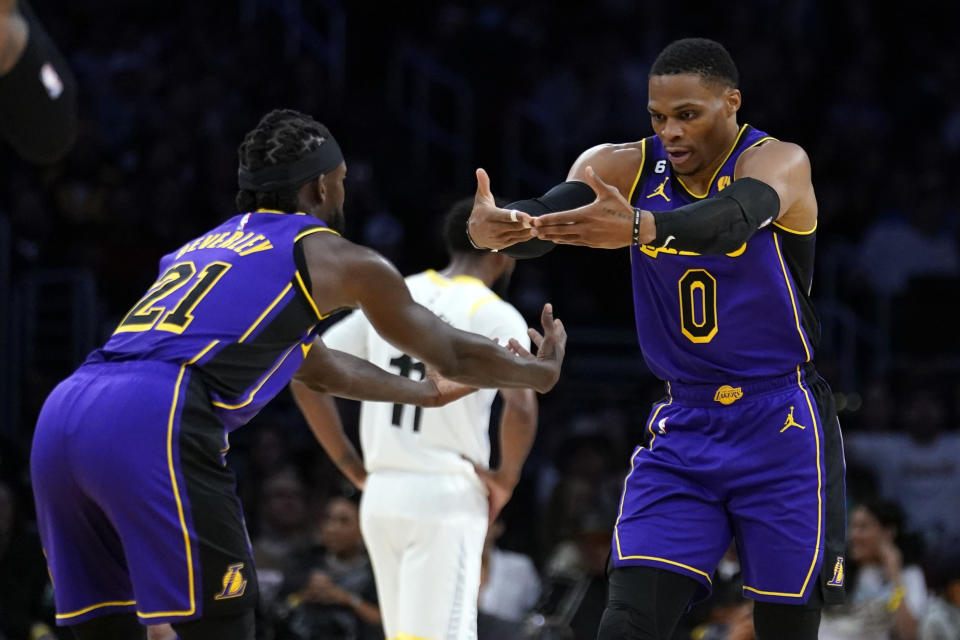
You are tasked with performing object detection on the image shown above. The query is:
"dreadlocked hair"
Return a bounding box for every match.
[235,108,333,213]
[650,38,739,89]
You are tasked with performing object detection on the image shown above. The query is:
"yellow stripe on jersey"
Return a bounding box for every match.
[675,124,749,199]
[469,294,500,317]
[772,220,817,235]
[294,226,341,242]
[627,138,647,203]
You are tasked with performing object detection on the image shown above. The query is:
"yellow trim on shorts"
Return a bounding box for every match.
[742,366,823,599]
[773,232,811,362]
[396,633,435,640]
[612,389,711,584]
[55,600,137,621]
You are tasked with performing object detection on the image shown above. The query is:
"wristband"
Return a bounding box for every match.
[632,207,642,246]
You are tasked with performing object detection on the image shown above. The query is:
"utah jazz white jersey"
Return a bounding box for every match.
[321,269,531,476]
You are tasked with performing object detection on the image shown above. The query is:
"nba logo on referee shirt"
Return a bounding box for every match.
[214,563,247,599]
[827,556,845,587]
[40,63,64,100]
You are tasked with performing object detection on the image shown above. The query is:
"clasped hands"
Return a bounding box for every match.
[467,166,637,250]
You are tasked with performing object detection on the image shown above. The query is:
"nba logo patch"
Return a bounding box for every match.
[214,563,248,600]
[827,556,844,587]
[39,63,64,100]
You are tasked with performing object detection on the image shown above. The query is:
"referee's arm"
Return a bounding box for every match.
[0,0,77,164]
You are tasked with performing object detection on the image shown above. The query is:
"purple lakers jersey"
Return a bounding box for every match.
[87,210,335,429]
[629,125,820,384]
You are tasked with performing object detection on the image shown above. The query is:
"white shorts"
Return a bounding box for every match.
[360,470,488,640]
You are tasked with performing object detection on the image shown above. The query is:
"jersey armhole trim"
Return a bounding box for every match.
[772,220,817,235]
[293,238,328,321]
[294,226,340,242]
[626,138,647,203]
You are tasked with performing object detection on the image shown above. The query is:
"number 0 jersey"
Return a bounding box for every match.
[85,210,335,430]
[629,125,820,384]
[321,270,530,476]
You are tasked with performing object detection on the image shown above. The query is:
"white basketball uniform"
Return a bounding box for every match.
[321,269,531,640]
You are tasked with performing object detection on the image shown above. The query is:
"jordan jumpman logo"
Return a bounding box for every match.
[780,406,806,433]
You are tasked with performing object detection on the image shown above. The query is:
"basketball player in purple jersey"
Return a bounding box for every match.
[30,109,566,640]
[467,39,845,639]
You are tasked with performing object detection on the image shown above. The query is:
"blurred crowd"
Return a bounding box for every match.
[2,1,960,639]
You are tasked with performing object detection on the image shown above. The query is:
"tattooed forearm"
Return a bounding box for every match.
[602,206,631,220]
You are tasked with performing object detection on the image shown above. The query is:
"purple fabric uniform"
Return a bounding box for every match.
[614,126,847,606]
[31,210,334,625]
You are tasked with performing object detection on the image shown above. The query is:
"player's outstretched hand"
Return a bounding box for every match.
[532,166,634,249]
[467,168,535,250]
[514,303,566,393]
[423,367,478,407]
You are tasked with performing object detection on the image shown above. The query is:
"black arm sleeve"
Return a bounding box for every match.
[503,180,596,259]
[0,1,78,164]
[650,177,780,254]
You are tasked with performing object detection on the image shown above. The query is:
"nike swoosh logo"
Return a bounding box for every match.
[660,235,675,249]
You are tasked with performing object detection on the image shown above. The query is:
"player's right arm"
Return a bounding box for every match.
[466,143,642,255]
[301,233,566,393]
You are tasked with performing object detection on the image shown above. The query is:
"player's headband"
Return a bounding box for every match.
[237,137,343,191]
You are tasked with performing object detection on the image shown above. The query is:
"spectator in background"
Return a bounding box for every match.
[851,171,959,297]
[478,547,527,640]
[270,494,380,640]
[820,500,927,640]
[845,380,960,558]
[532,509,613,640]
[920,555,960,640]
[537,431,621,565]
[253,467,313,606]
[0,478,58,640]
[673,544,754,640]
[479,517,542,623]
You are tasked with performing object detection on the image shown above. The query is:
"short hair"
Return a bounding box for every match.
[236,109,333,213]
[650,38,739,89]
[441,196,505,257]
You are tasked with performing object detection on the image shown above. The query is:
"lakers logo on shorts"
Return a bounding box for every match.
[827,556,845,587]
[713,385,743,405]
[214,563,247,600]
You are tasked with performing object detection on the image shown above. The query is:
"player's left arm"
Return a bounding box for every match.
[734,140,817,232]
[289,379,366,490]
[292,337,474,407]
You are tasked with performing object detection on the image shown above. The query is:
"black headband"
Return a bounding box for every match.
[237,137,343,191]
